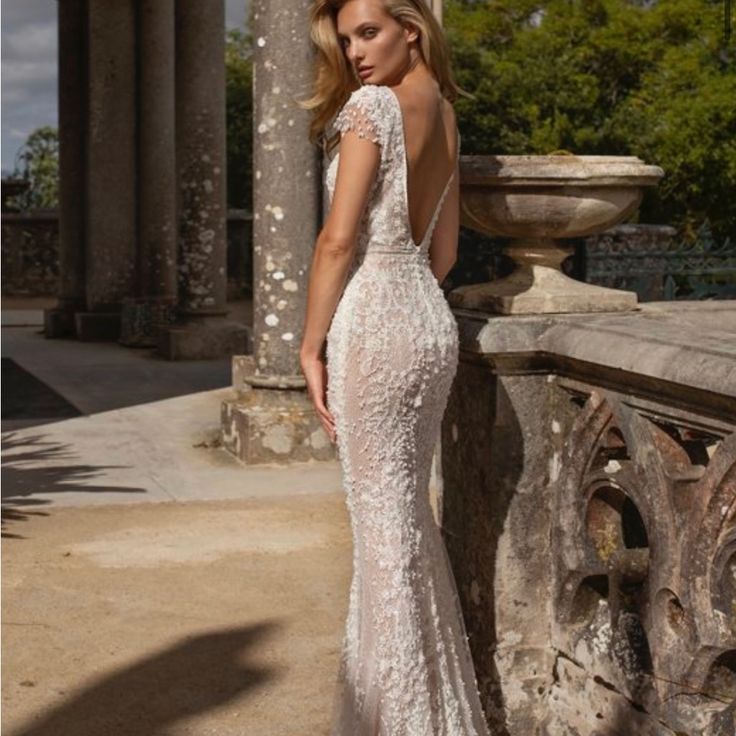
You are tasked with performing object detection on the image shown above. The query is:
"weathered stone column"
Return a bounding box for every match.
[45,0,87,338]
[73,0,137,341]
[221,0,331,464]
[120,0,178,347]
[157,0,247,359]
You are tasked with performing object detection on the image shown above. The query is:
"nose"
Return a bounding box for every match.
[346,40,364,66]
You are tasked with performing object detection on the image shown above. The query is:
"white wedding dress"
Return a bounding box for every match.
[324,83,491,736]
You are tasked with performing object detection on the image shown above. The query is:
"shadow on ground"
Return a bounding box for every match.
[6,621,283,736]
[2,358,83,429]
[1,432,147,539]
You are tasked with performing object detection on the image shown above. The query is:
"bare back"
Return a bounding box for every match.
[390,82,458,249]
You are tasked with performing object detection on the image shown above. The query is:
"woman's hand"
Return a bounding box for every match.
[300,350,336,444]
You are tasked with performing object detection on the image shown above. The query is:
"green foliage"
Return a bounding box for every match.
[445,0,735,240]
[10,125,59,211]
[226,26,254,210]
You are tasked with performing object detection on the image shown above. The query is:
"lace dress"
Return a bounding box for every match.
[324,84,491,736]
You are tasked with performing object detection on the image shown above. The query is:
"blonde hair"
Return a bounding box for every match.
[297,0,470,155]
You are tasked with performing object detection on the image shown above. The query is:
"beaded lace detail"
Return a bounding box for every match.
[324,84,490,736]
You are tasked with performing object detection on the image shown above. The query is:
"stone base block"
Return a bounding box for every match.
[74,311,122,341]
[157,316,251,360]
[232,354,256,396]
[119,296,177,348]
[44,307,78,338]
[449,264,639,314]
[221,385,336,465]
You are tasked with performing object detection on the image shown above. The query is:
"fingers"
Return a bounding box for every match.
[314,397,337,443]
[301,357,337,443]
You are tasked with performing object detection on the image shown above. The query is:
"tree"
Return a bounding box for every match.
[10,126,59,211]
[444,0,735,241]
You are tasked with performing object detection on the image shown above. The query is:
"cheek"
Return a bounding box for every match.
[376,35,401,62]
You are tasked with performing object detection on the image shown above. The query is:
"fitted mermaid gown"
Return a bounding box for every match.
[324,83,491,736]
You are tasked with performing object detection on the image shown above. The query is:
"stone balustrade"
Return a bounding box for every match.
[440,300,736,735]
[1,210,253,302]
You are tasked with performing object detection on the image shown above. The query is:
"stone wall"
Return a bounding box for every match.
[1,211,253,300]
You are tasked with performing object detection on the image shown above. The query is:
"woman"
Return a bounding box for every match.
[299,1,490,733]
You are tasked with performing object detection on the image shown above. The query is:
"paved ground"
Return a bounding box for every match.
[2,303,351,736]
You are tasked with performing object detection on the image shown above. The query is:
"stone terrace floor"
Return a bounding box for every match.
[2,298,349,736]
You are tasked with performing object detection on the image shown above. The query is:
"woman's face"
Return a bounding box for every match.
[336,0,417,86]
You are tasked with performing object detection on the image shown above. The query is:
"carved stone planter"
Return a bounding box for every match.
[449,155,664,314]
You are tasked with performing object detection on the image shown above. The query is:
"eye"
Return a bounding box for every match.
[364,28,377,37]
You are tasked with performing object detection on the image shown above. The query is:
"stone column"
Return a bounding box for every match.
[220,0,331,464]
[73,0,137,341]
[45,0,87,338]
[157,0,247,359]
[120,0,178,347]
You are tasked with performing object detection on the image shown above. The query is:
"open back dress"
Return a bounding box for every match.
[324,82,491,736]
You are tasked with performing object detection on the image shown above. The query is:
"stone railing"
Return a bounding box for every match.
[1,210,59,296]
[440,300,736,735]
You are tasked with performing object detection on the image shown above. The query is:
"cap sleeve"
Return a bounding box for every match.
[333,85,391,149]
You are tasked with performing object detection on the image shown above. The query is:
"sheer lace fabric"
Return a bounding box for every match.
[324,84,490,736]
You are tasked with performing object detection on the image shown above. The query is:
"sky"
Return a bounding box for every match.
[1,0,249,174]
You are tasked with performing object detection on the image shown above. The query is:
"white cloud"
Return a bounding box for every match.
[226,0,248,30]
[1,0,57,170]
[4,20,56,56]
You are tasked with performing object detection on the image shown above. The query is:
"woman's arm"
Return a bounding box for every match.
[299,131,381,360]
[299,121,382,443]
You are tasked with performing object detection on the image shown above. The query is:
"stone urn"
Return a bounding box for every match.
[449,155,664,314]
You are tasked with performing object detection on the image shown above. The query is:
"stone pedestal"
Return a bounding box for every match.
[159,316,250,361]
[72,312,121,341]
[119,297,177,348]
[449,240,639,314]
[221,358,333,464]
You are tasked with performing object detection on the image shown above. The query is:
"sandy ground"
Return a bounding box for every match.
[3,493,351,736]
[2,305,352,735]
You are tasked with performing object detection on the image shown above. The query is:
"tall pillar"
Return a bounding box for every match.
[120,0,178,346]
[45,0,87,337]
[220,0,331,464]
[73,0,137,340]
[157,0,247,359]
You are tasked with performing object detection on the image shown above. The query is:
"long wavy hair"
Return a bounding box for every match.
[297,0,470,156]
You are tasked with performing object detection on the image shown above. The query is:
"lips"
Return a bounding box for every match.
[358,66,373,78]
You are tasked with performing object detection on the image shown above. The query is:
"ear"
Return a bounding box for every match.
[403,22,419,45]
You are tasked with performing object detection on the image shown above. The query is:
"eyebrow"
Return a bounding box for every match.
[336,21,377,39]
